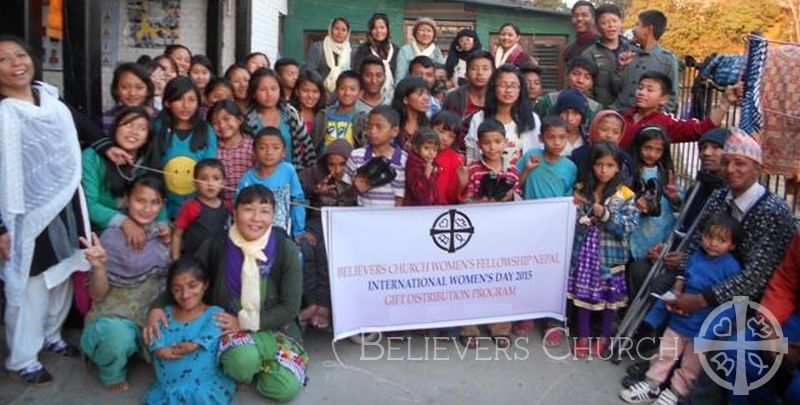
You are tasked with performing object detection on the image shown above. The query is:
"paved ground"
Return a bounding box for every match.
[1,327,633,404]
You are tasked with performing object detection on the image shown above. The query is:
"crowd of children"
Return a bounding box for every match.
[4,3,780,404]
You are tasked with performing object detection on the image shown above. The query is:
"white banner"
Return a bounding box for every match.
[323,198,577,341]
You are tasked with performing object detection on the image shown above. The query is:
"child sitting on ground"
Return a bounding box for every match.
[620,213,741,404]
[145,258,236,404]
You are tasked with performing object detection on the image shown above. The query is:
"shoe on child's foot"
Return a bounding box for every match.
[349,332,380,344]
[544,328,564,348]
[512,320,535,337]
[619,380,661,403]
[573,337,590,359]
[653,388,679,405]
[45,340,80,357]
[11,364,53,385]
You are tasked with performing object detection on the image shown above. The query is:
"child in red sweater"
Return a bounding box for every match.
[619,71,741,149]
[431,111,469,205]
[404,129,440,206]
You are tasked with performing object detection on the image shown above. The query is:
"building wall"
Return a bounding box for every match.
[251,0,287,63]
[101,0,211,110]
[281,0,572,63]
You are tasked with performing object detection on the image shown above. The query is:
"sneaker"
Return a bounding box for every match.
[619,380,661,403]
[11,364,53,385]
[653,388,679,405]
[543,328,564,348]
[45,340,80,357]
[349,332,380,344]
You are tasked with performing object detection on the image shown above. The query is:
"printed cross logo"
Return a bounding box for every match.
[429,209,474,253]
[693,296,789,395]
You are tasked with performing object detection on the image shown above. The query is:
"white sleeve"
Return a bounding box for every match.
[465,112,483,164]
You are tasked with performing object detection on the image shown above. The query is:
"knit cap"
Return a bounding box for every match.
[698,128,730,148]
[555,89,587,116]
[722,128,762,165]
[413,18,438,38]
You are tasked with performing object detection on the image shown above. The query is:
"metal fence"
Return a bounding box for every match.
[671,57,800,215]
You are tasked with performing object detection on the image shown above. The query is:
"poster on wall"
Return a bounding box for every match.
[41,1,63,71]
[126,0,181,48]
[101,2,120,67]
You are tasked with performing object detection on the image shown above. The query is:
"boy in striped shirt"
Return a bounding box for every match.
[343,105,407,207]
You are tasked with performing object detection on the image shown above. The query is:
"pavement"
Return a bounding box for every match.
[1,327,634,404]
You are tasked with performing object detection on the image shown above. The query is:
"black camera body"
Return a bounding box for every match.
[478,172,516,201]
[356,156,397,189]
[639,177,662,217]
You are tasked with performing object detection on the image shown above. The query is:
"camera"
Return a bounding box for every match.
[640,178,662,217]
[478,172,516,201]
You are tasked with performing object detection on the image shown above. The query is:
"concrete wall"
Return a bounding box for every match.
[251,0,287,64]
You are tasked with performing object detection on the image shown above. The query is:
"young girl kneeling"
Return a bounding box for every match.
[145,258,236,404]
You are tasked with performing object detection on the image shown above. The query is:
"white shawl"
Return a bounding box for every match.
[411,39,437,58]
[322,34,352,92]
[371,43,396,100]
[0,84,88,305]
[494,45,513,67]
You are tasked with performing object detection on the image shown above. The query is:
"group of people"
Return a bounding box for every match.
[2,1,800,404]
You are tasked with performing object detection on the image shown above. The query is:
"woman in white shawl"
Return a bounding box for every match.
[395,17,445,83]
[351,13,398,99]
[0,35,102,384]
[306,17,352,94]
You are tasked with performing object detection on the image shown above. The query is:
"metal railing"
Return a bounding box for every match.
[671,57,800,215]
